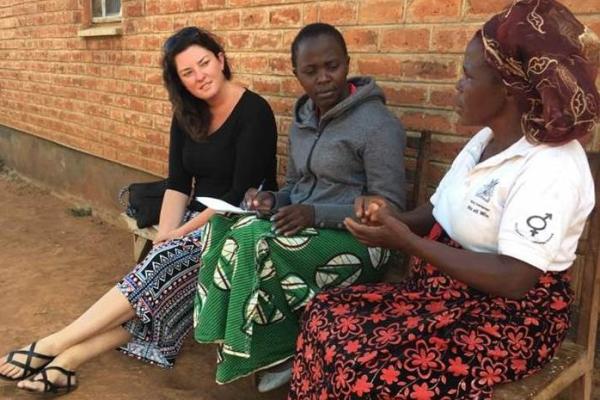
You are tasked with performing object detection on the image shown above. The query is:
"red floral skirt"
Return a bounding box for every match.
[288,223,572,400]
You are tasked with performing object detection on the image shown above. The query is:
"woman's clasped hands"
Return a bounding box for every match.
[344,195,411,250]
[243,188,315,237]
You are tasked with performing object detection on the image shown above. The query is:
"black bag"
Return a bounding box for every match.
[119,179,168,228]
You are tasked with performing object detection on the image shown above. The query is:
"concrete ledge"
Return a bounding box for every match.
[78,25,122,37]
[0,125,161,222]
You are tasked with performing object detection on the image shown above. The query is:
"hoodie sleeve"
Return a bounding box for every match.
[363,115,407,211]
[311,114,407,229]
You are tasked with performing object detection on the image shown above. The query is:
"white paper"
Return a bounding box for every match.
[195,197,252,214]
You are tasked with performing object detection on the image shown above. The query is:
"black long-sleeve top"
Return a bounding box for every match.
[167,90,278,211]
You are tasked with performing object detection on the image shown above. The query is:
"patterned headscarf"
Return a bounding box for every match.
[480,0,600,143]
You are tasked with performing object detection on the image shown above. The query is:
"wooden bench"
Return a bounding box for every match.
[121,212,158,263]
[493,152,600,400]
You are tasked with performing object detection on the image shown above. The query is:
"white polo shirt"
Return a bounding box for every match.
[431,127,595,272]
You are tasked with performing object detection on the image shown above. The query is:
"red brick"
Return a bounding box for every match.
[253,31,282,50]
[406,0,461,22]
[252,76,281,95]
[277,116,293,136]
[181,0,199,12]
[357,55,459,81]
[239,54,269,74]
[152,16,174,32]
[341,27,378,52]
[241,9,268,28]
[380,83,427,107]
[189,13,215,30]
[319,2,358,25]
[215,11,241,29]
[269,54,292,75]
[269,7,301,28]
[123,1,144,17]
[431,25,478,53]
[429,85,457,109]
[143,35,162,51]
[154,116,172,136]
[282,30,297,50]
[358,0,403,24]
[399,110,455,132]
[464,0,512,18]
[226,32,252,49]
[281,77,303,97]
[303,3,319,24]
[380,27,430,52]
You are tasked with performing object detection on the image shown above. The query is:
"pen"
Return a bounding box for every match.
[256,178,266,192]
[243,179,266,210]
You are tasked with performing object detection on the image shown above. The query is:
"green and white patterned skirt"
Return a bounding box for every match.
[193,214,390,384]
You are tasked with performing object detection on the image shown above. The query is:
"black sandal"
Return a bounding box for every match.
[0,342,54,381]
[25,366,77,395]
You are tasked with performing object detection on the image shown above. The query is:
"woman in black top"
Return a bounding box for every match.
[0,27,277,393]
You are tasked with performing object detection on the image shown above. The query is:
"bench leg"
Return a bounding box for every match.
[569,370,592,400]
[133,234,153,264]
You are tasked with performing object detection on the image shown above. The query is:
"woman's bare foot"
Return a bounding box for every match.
[17,357,77,394]
[0,339,59,381]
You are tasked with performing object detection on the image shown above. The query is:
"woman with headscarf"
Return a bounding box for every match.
[288,1,600,399]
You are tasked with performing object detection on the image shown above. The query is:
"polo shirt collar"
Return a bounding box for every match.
[467,127,536,171]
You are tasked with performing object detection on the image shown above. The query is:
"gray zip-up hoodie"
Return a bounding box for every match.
[273,76,406,229]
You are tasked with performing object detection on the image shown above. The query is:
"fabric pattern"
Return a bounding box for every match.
[194,214,390,383]
[481,0,600,144]
[288,223,572,399]
[117,211,203,367]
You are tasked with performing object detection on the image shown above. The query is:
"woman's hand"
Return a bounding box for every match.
[244,188,275,213]
[344,214,412,250]
[271,205,315,236]
[153,228,183,245]
[354,195,401,225]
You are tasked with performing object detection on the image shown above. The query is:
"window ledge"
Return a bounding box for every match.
[78,25,122,37]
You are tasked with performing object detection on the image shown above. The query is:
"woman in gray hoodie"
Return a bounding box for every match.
[192,23,406,389]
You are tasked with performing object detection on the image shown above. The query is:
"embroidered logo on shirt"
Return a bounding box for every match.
[475,178,500,203]
[515,213,554,244]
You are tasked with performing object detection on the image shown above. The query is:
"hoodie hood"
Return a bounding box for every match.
[293,76,386,130]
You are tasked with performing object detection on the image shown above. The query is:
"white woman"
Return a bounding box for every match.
[0,26,277,394]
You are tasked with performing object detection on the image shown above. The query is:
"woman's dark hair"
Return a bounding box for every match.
[162,27,232,141]
[291,23,348,68]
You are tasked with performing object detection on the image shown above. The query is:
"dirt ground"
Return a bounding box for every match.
[1,168,599,400]
[0,169,289,400]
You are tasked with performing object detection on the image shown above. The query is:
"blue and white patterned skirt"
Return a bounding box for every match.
[116,211,203,367]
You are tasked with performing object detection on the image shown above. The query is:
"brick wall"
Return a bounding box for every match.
[0,0,599,186]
